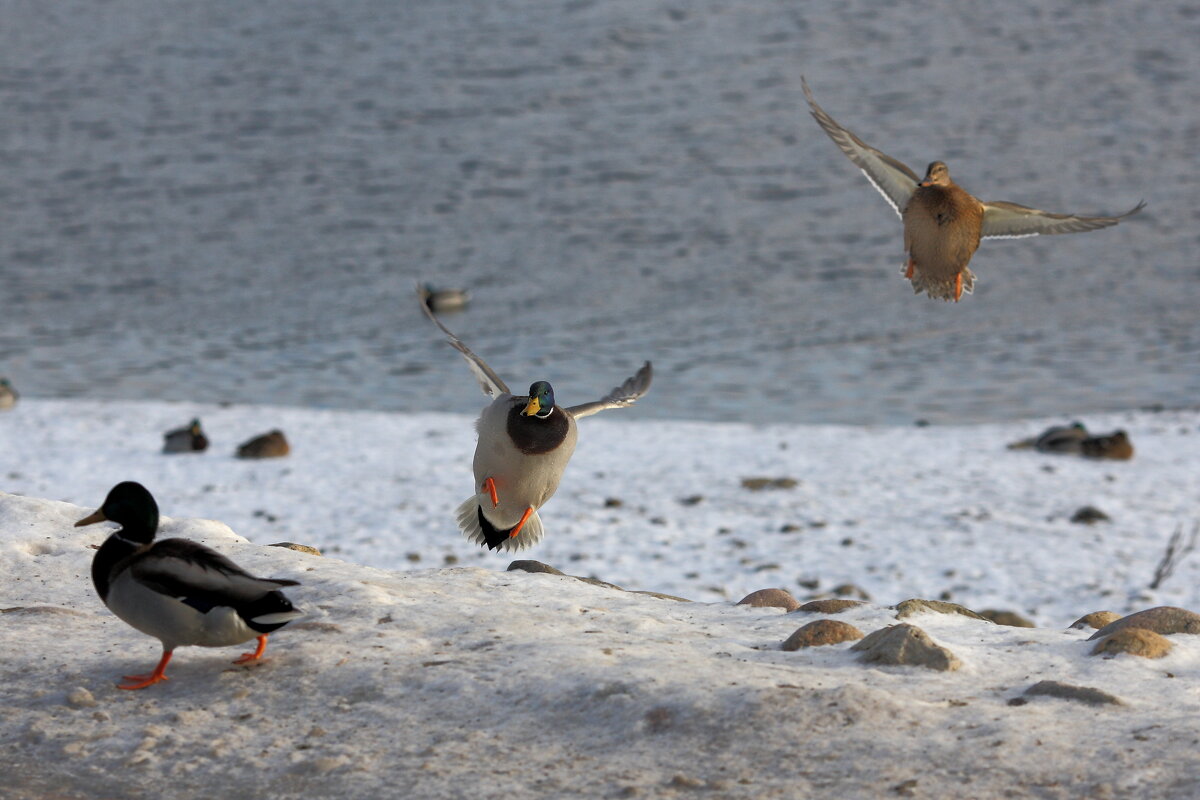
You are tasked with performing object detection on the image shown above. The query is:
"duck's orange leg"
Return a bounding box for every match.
[233,634,269,665]
[119,650,173,690]
[508,507,534,540]
[482,477,499,508]
[953,272,963,302]
[905,258,915,279]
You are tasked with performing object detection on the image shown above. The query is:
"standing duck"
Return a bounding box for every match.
[76,481,302,689]
[802,78,1144,301]
[420,295,652,552]
[163,418,209,453]
[0,377,17,410]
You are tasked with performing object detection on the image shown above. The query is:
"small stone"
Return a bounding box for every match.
[1023,680,1124,706]
[66,687,97,708]
[269,542,322,556]
[894,598,988,622]
[629,590,691,602]
[1070,506,1110,525]
[405,552,421,563]
[740,476,798,491]
[507,560,566,576]
[1092,628,1173,659]
[832,583,871,600]
[892,779,919,796]
[782,619,864,650]
[779,523,801,533]
[604,497,624,508]
[679,495,704,506]
[1069,611,1121,630]
[795,599,864,614]
[443,554,458,565]
[669,775,704,789]
[851,624,962,671]
[737,588,800,612]
[979,609,1035,628]
[1088,606,1200,640]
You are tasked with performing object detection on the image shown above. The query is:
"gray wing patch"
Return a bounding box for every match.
[802,77,919,219]
[566,361,653,420]
[981,199,1145,239]
[418,286,511,397]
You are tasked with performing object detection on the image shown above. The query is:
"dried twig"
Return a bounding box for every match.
[1149,523,1200,590]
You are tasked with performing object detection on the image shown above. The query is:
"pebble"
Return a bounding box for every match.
[269,542,322,556]
[1088,606,1200,640]
[1069,611,1121,630]
[894,598,987,622]
[795,598,864,615]
[980,609,1035,628]
[782,619,864,650]
[1023,680,1124,706]
[737,588,800,612]
[1092,628,1173,659]
[66,687,97,708]
[852,624,962,671]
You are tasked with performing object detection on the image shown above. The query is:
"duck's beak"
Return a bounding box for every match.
[75,509,107,527]
[523,396,541,417]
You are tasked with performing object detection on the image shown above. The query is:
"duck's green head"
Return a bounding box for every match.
[522,381,556,418]
[189,418,203,434]
[75,481,160,543]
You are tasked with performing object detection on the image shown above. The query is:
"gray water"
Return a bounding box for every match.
[1,0,1197,424]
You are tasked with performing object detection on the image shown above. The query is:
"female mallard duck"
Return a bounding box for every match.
[1081,430,1134,461]
[802,78,1144,302]
[163,418,209,453]
[76,481,302,690]
[236,429,290,459]
[420,294,652,552]
[0,377,17,410]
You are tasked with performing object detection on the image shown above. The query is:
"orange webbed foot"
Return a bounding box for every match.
[482,477,499,509]
[118,650,173,690]
[953,272,964,302]
[508,507,534,540]
[233,635,269,665]
[905,259,915,280]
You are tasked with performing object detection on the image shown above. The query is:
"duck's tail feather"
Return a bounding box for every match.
[454,497,545,552]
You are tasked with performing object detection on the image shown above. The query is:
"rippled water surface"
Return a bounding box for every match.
[2,0,1197,424]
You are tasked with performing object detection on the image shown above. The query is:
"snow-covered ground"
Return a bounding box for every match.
[3,400,1200,798]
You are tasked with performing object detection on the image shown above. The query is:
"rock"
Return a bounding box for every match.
[679,494,704,506]
[1091,628,1173,659]
[832,583,871,600]
[507,561,689,601]
[782,619,864,650]
[851,624,962,671]
[604,497,624,508]
[66,687,97,708]
[979,609,1035,628]
[795,598,864,615]
[737,588,799,611]
[1069,611,1122,630]
[629,590,691,603]
[508,560,566,576]
[894,598,988,622]
[1070,505,1110,525]
[1023,680,1124,706]
[269,542,322,556]
[1087,606,1200,640]
[740,476,798,491]
[236,429,290,459]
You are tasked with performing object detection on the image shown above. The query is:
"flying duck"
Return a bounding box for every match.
[163,418,209,453]
[420,294,652,552]
[802,78,1144,301]
[77,481,302,689]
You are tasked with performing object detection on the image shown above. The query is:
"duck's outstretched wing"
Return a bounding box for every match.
[981,199,1145,239]
[802,77,920,218]
[566,361,653,420]
[418,287,510,398]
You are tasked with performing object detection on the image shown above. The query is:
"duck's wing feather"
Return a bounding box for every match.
[981,199,1145,239]
[418,288,510,397]
[802,77,920,218]
[566,361,652,420]
[130,539,298,608]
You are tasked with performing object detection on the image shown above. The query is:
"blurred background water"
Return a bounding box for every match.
[1,0,1196,424]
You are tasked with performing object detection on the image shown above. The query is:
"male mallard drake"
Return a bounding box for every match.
[802,78,1144,301]
[77,481,301,690]
[1007,421,1089,453]
[0,377,17,410]
[163,418,209,453]
[420,294,652,552]
[236,430,290,459]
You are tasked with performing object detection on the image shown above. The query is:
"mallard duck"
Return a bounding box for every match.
[0,377,17,410]
[163,418,209,453]
[76,481,302,690]
[802,78,1144,301]
[1081,430,1134,460]
[1007,421,1089,453]
[420,293,652,552]
[236,430,289,459]
[419,284,470,313]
